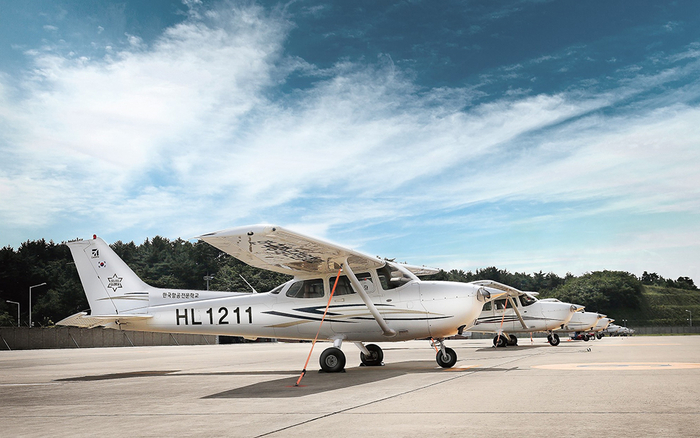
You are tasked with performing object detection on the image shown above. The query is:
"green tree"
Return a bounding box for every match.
[551,270,643,313]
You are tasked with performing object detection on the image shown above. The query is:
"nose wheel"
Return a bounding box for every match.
[433,339,458,368]
[547,333,560,346]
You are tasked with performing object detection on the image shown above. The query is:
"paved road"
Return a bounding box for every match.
[1,335,699,437]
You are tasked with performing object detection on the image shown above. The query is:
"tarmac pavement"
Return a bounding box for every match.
[1,335,699,437]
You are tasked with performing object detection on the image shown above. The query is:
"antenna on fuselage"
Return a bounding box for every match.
[239,274,258,293]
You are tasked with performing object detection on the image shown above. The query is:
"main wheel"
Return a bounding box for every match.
[597,333,603,340]
[548,333,560,346]
[436,347,458,368]
[360,344,384,366]
[508,334,518,346]
[493,335,508,348]
[320,347,346,372]
[583,334,590,342]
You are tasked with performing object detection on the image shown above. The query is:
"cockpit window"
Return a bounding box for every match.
[286,279,325,299]
[377,264,412,290]
[482,301,492,311]
[519,294,537,307]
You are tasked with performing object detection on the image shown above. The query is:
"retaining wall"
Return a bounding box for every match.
[0,327,216,350]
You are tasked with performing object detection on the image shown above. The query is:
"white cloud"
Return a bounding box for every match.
[1,2,699,282]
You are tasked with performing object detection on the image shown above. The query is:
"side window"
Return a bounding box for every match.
[329,276,355,296]
[329,273,373,295]
[494,299,508,310]
[269,283,286,295]
[482,301,492,311]
[286,279,325,299]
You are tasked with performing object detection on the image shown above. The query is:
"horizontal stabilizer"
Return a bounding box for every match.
[56,312,153,329]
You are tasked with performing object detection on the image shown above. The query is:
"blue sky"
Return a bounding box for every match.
[1,0,699,282]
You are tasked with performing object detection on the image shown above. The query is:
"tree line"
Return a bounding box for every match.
[0,237,697,327]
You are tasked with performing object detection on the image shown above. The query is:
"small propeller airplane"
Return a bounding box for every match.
[590,316,614,339]
[58,225,514,372]
[559,311,605,341]
[467,290,581,347]
[604,323,634,336]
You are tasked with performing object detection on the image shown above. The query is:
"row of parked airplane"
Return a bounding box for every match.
[466,293,620,347]
[58,225,631,373]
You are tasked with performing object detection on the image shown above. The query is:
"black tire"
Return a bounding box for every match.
[493,335,508,348]
[597,333,603,340]
[436,347,458,368]
[360,344,384,366]
[548,333,560,346]
[583,335,589,342]
[320,347,346,372]
[508,334,518,346]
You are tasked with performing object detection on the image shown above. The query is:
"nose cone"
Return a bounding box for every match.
[545,302,577,326]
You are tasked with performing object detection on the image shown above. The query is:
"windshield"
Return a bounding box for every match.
[377,263,415,290]
[519,294,537,307]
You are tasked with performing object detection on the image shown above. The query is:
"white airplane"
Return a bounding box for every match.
[604,323,634,336]
[590,317,614,339]
[58,225,511,372]
[561,311,605,341]
[468,289,580,347]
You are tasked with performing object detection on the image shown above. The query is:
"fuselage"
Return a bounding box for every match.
[116,265,486,343]
[468,293,576,334]
[561,311,603,333]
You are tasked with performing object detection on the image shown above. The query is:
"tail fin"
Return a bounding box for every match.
[67,236,152,315]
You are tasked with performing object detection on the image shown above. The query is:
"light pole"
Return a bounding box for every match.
[203,275,214,291]
[622,319,628,327]
[686,310,692,327]
[6,300,20,327]
[29,282,47,328]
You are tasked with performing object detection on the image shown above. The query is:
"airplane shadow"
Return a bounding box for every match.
[203,361,518,399]
[54,362,521,398]
[474,344,554,352]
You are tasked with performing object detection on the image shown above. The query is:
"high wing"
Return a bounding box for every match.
[198,224,385,276]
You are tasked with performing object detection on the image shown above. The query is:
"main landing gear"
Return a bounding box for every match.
[493,334,518,347]
[319,341,386,373]
[319,347,346,373]
[319,340,460,372]
[547,333,560,346]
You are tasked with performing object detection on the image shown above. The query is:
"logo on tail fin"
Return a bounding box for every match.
[108,274,123,292]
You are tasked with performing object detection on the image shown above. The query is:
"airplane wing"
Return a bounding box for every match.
[197,225,387,276]
[469,280,523,297]
[397,263,440,277]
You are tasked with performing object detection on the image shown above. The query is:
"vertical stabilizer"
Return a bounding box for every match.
[67,237,151,315]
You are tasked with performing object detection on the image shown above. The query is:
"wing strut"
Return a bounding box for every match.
[508,297,528,330]
[343,260,397,337]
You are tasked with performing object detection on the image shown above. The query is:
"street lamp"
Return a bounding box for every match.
[6,300,20,327]
[686,310,692,327]
[29,282,47,328]
[622,319,628,327]
[203,275,214,291]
